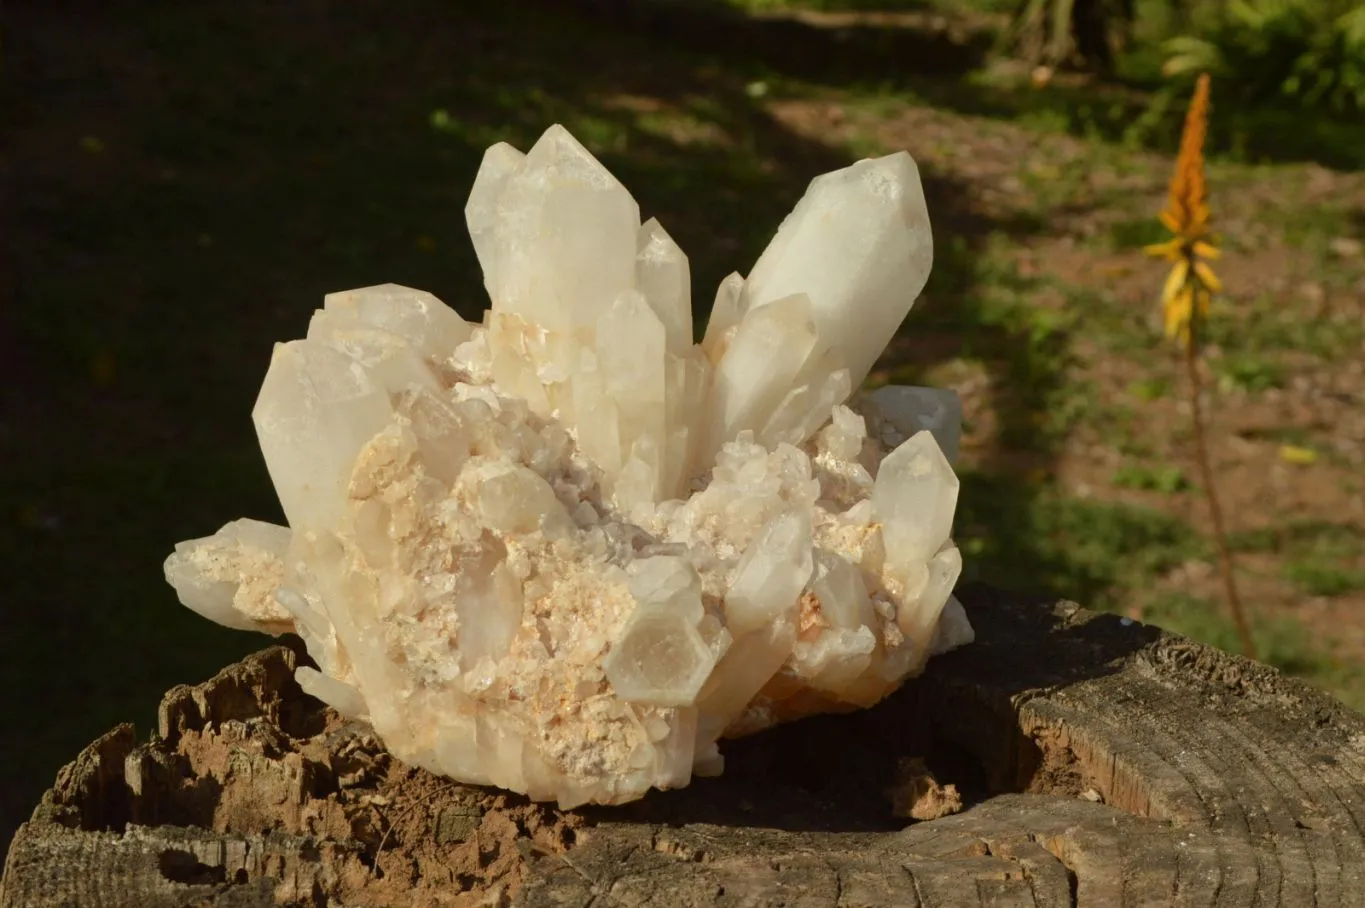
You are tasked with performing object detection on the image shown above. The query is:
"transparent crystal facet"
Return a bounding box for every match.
[872,430,960,575]
[744,153,932,389]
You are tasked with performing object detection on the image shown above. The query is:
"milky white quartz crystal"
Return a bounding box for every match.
[163,124,974,808]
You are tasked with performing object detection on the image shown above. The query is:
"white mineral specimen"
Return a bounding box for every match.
[164,124,974,809]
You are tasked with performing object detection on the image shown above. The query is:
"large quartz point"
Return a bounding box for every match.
[164,124,970,809]
[743,152,933,390]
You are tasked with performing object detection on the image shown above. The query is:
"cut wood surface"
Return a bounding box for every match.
[5,584,1365,907]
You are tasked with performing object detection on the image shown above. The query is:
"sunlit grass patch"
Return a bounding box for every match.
[1205,292,1363,361]
[1213,351,1285,393]
[1228,522,1365,598]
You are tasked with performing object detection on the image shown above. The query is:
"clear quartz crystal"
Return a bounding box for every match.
[865,385,963,463]
[164,124,969,809]
[744,152,933,390]
[636,218,693,355]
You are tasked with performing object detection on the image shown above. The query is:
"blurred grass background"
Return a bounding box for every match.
[4,0,1364,856]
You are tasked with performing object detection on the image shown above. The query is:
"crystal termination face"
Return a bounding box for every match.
[164,124,974,808]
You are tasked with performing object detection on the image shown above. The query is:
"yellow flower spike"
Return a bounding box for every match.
[1143,74,1257,661]
[1162,259,1190,306]
[1161,73,1212,244]
[1150,73,1218,355]
[1193,260,1222,293]
[1164,282,1194,342]
[1144,237,1184,260]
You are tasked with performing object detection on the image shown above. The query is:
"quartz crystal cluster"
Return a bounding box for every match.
[164,125,973,808]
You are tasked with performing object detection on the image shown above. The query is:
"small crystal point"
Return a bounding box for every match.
[808,548,874,631]
[758,348,853,450]
[322,284,472,368]
[466,142,526,294]
[605,611,716,706]
[793,627,877,693]
[596,290,668,500]
[163,519,293,633]
[703,293,819,461]
[297,666,369,721]
[724,510,815,636]
[898,542,963,661]
[931,594,975,656]
[696,618,797,735]
[628,555,705,625]
[253,340,392,532]
[872,430,959,573]
[745,152,933,389]
[636,218,693,355]
[701,271,747,363]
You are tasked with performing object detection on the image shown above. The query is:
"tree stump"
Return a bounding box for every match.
[4,585,1365,907]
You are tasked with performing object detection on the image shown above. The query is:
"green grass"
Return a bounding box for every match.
[725,0,1365,166]
[1278,202,1358,251]
[1230,522,1365,597]
[1205,292,1364,360]
[1214,352,1286,393]
[957,479,1204,611]
[1281,525,1365,597]
[1109,216,1174,251]
[1128,377,1172,402]
[897,241,1101,455]
[1058,283,1155,355]
[1285,560,1365,597]
[1111,463,1191,493]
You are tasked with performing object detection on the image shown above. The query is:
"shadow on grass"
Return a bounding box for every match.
[1348,207,1365,243]
[904,74,1365,172]
[570,0,1365,171]
[3,0,1107,856]
[562,0,994,84]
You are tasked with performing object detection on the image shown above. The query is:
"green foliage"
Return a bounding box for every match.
[1228,522,1365,597]
[1163,0,1365,113]
[1285,559,1365,597]
[1003,0,1135,70]
[1109,215,1174,250]
[1128,377,1171,402]
[957,477,1204,610]
[1214,352,1285,392]
[1111,463,1190,493]
[1281,523,1365,596]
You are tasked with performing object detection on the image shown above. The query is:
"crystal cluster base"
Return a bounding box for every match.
[165,125,973,808]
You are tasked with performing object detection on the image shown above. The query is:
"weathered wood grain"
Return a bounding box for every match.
[5,585,1364,907]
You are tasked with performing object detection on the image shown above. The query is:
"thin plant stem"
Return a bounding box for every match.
[1183,315,1256,660]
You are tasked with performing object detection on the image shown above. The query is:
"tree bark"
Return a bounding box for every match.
[4,584,1365,907]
